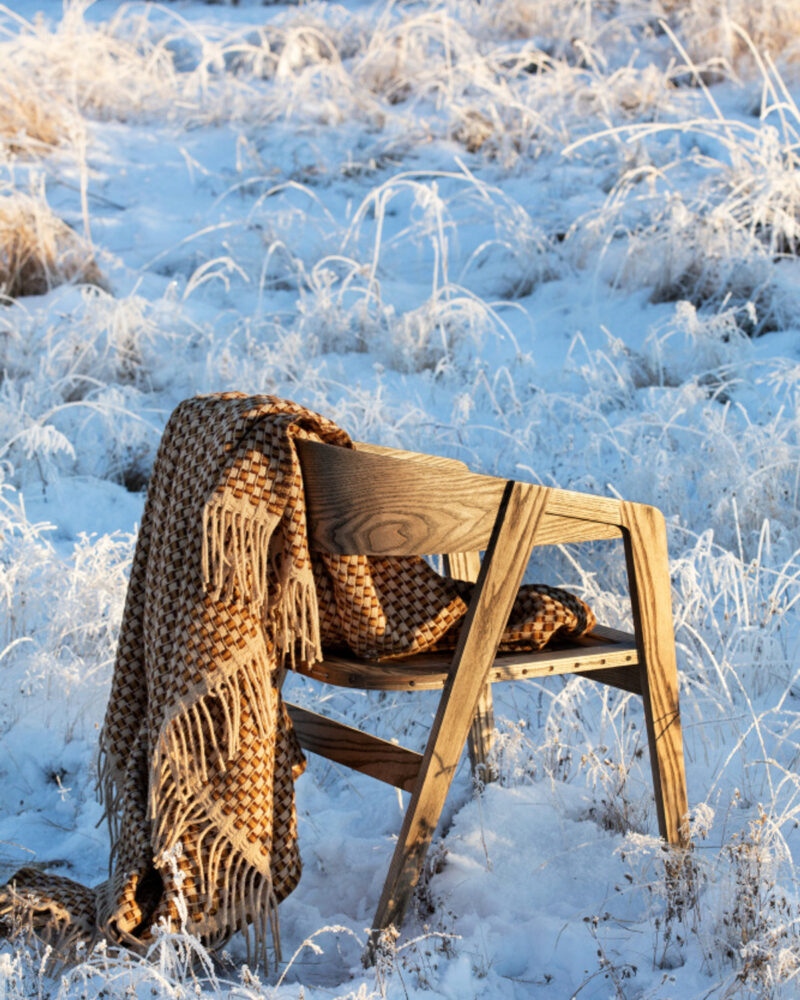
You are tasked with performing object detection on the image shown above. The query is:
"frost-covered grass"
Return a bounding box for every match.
[0,181,104,300]
[1,0,800,996]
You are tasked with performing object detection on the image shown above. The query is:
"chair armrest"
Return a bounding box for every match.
[538,490,667,546]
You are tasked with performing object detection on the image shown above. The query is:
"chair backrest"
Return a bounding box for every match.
[296,439,514,557]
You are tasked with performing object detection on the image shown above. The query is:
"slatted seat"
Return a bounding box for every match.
[292,624,639,692]
[283,438,689,957]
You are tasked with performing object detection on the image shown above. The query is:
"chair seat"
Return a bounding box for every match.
[294,624,640,694]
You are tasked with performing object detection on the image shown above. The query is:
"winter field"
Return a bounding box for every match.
[1,0,800,996]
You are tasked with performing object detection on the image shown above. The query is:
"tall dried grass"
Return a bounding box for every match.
[666,0,800,72]
[0,72,70,155]
[0,191,105,301]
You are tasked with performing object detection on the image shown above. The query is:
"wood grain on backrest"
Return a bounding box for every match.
[354,441,472,472]
[296,439,511,556]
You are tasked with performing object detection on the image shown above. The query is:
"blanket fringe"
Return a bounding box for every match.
[99,653,280,903]
[157,842,281,969]
[277,565,321,668]
[148,658,277,822]
[202,500,321,668]
[202,504,279,611]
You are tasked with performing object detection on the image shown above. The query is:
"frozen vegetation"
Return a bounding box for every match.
[1,0,800,995]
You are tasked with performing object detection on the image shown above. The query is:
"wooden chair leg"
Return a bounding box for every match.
[621,501,689,848]
[444,551,497,784]
[467,683,496,784]
[366,484,549,956]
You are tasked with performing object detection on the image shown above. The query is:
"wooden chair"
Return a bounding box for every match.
[285,439,689,953]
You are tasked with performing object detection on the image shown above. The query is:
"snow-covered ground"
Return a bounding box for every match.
[1,0,800,996]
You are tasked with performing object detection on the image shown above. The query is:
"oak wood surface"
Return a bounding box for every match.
[621,501,689,847]
[294,631,639,690]
[467,684,496,782]
[442,551,495,780]
[298,438,506,555]
[533,515,622,545]
[298,440,623,555]
[285,702,422,792]
[581,665,642,695]
[441,550,482,583]
[369,481,550,940]
[354,441,470,472]
[547,487,622,523]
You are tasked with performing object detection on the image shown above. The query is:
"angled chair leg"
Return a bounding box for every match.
[366,484,550,955]
[443,551,496,785]
[621,501,689,848]
[467,683,496,784]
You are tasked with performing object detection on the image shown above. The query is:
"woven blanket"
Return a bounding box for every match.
[0,394,595,964]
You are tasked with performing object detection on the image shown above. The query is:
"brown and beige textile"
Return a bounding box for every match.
[0,394,594,963]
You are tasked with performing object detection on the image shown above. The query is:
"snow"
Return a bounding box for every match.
[2,0,800,995]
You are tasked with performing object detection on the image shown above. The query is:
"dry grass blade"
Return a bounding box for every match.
[0,71,71,155]
[0,191,106,301]
[666,0,800,72]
